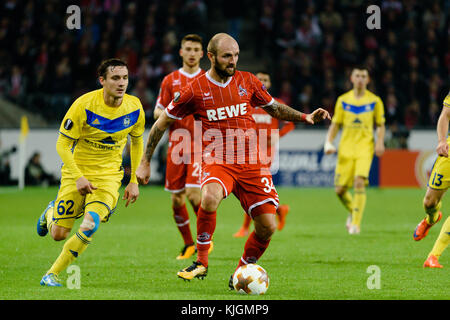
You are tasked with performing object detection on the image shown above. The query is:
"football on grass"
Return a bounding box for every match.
[232,264,269,295]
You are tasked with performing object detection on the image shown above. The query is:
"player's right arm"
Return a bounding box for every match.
[58,97,97,195]
[136,83,196,185]
[324,97,343,154]
[136,111,174,185]
[436,99,450,157]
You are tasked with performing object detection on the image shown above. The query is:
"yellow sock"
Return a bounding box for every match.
[351,189,366,227]
[425,201,442,224]
[338,191,353,213]
[47,230,91,276]
[429,216,450,258]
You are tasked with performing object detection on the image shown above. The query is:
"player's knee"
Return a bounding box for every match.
[171,192,185,208]
[186,188,201,207]
[201,185,223,211]
[354,177,366,190]
[51,226,70,241]
[423,195,438,210]
[254,214,276,240]
[80,211,100,238]
[335,186,346,197]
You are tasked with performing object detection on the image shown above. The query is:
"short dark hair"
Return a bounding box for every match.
[352,64,370,73]
[256,70,270,76]
[97,58,128,79]
[181,34,203,46]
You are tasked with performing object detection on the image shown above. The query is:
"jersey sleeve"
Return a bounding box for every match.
[129,103,146,138]
[155,76,172,110]
[59,98,86,140]
[165,83,196,120]
[331,97,343,125]
[374,96,385,126]
[443,91,450,108]
[249,73,274,108]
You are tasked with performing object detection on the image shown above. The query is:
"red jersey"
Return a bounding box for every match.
[252,98,295,138]
[166,70,274,167]
[155,68,205,143]
[252,98,295,167]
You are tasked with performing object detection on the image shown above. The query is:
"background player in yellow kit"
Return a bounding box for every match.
[36,58,145,286]
[413,91,450,268]
[324,67,385,235]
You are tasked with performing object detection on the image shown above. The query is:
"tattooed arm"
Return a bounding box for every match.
[136,111,175,184]
[263,100,331,124]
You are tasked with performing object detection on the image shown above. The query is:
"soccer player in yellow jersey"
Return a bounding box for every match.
[36,58,145,286]
[324,67,385,235]
[413,91,450,268]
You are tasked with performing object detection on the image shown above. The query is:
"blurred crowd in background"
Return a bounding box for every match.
[0,0,448,134]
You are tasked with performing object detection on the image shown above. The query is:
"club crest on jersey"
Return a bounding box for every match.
[123,116,131,127]
[238,85,247,96]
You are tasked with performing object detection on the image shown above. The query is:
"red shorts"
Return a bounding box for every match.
[165,150,201,193]
[201,164,279,218]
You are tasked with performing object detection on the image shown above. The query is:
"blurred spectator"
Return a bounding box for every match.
[0,141,16,185]
[25,152,57,186]
[0,0,448,132]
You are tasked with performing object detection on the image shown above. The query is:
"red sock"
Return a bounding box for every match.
[242,213,252,229]
[238,231,271,268]
[173,204,193,245]
[196,207,216,267]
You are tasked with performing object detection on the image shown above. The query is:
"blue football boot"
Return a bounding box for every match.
[37,201,54,237]
[40,273,62,287]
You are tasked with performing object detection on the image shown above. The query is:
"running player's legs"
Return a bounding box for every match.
[233,167,278,268]
[43,179,119,282]
[185,160,202,213]
[413,156,450,242]
[334,155,355,216]
[349,155,372,232]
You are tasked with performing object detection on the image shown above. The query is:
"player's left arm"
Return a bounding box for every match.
[263,100,331,124]
[123,135,143,207]
[374,97,386,157]
[124,104,145,206]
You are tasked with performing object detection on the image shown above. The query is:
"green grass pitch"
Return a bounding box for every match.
[0,186,448,300]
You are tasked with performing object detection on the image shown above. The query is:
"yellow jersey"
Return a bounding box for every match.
[332,89,385,158]
[58,88,145,179]
[444,91,450,145]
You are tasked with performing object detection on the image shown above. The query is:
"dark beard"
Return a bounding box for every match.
[214,58,235,78]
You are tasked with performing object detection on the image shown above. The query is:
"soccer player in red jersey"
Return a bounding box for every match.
[136,33,330,285]
[153,34,207,260]
[233,71,294,238]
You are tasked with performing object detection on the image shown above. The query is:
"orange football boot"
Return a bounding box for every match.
[413,211,442,241]
[277,204,290,231]
[423,255,443,268]
[233,227,249,238]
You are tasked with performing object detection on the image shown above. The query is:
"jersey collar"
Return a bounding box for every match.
[206,71,233,88]
[178,68,202,79]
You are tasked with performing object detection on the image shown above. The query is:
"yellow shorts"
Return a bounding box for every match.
[51,175,122,230]
[428,156,450,190]
[334,154,373,187]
